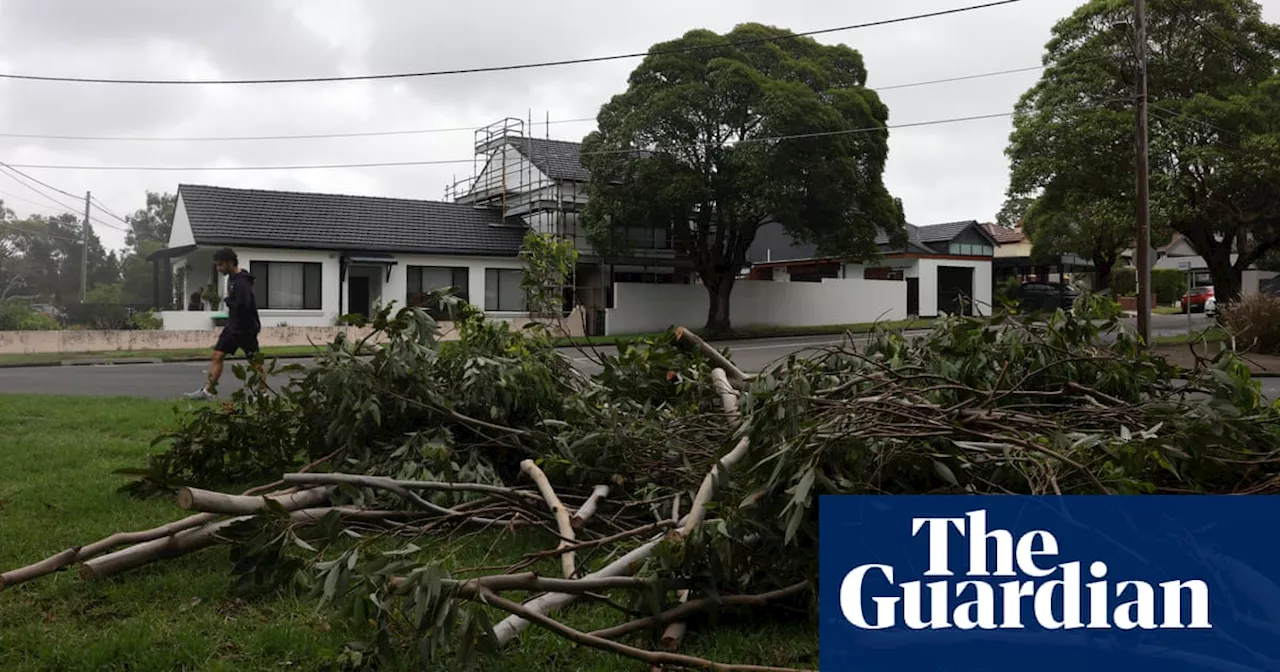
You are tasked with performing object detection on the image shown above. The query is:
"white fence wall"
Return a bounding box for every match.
[606,278,906,335]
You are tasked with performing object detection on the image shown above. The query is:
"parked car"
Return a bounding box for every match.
[1180,285,1215,313]
[1204,295,1217,317]
[1013,281,1079,313]
[30,303,67,325]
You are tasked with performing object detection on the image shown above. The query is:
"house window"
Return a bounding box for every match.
[948,243,993,257]
[484,268,527,312]
[251,261,323,310]
[407,266,469,315]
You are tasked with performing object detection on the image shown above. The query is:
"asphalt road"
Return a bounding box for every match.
[0,315,1275,401]
[0,334,859,400]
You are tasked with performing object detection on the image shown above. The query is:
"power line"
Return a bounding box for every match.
[89,195,129,225]
[0,164,130,233]
[0,161,131,230]
[0,111,1018,172]
[1163,0,1265,67]
[0,1,1023,86]
[1148,103,1238,138]
[0,63,1052,144]
[0,165,84,214]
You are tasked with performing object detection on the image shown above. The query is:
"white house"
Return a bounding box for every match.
[149,184,539,331]
[1149,233,1278,295]
[745,220,997,318]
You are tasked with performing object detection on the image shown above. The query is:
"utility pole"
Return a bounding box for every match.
[1133,0,1152,346]
[80,191,90,303]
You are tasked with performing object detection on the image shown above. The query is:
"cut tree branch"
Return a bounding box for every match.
[462,585,812,672]
[674,326,748,382]
[520,459,577,578]
[571,484,610,531]
[79,487,335,581]
[177,485,336,515]
[591,581,811,640]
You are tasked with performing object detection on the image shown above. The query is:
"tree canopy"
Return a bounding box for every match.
[0,190,177,312]
[1006,0,1280,299]
[580,23,905,333]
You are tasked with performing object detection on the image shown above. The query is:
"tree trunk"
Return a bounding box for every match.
[702,277,734,335]
[1200,243,1242,303]
[1093,257,1114,292]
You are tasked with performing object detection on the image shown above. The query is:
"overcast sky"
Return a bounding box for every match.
[1,0,1277,253]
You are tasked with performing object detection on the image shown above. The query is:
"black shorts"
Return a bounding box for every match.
[214,330,260,357]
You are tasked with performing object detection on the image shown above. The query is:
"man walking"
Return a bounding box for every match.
[186,247,265,400]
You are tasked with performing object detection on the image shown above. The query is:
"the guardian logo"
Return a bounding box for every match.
[840,509,1212,631]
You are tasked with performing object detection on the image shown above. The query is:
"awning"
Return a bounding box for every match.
[340,252,398,281]
[145,244,197,262]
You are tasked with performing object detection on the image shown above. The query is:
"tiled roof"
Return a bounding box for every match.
[177,184,526,256]
[982,222,1026,244]
[508,137,592,182]
[875,220,991,250]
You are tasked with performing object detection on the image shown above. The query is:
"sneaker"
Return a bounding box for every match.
[185,387,216,401]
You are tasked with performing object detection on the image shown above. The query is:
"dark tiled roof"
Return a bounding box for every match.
[875,220,993,250]
[177,184,526,256]
[508,137,592,182]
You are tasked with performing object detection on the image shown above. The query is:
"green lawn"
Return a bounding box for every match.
[0,396,815,671]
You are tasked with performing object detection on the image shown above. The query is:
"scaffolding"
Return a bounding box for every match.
[444,113,685,335]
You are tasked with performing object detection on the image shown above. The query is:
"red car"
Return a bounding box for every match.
[1180,285,1215,312]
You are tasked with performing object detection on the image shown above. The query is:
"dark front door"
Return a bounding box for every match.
[906,278,920,316]
[937,266,975,316]
[348,276,371,318]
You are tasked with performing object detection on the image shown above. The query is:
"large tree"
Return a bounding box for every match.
[119,191,177,304]
[1006,0,1280,302]
[580,24,905,333]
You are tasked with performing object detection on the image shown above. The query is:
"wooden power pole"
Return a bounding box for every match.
[1133,0,1152,345]
[80,191,91,303]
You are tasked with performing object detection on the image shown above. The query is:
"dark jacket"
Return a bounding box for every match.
[225,270,261,334]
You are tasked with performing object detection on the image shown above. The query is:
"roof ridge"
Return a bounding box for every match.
[178,182,467,208]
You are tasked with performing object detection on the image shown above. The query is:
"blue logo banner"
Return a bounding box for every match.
[818,495,1280,672]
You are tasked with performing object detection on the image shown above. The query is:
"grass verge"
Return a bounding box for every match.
[0,395,816,671]
[0,345,329,368]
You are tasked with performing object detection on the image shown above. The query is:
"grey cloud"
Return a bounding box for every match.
[0,0,1274,254]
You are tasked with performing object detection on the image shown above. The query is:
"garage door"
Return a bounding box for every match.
[937,266,975,316]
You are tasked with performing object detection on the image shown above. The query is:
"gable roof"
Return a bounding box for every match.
[874,220,996,253]
[508,137,592,182]
[176,184,527,256]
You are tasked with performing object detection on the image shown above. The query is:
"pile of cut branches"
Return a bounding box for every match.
[4,294,1279,670]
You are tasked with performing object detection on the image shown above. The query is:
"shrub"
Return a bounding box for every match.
[1112,267,1136,296]
[1152,268,1188,305]
[1220,293,1280,354]
[0,302,60,330]
[127,309,163,330]
[1107,267,1185,304]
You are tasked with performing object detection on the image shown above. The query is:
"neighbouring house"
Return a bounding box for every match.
[1138,232,1278,296]
[146,118,688,334]
[745,220,998,317]
[983,222,1093,288]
